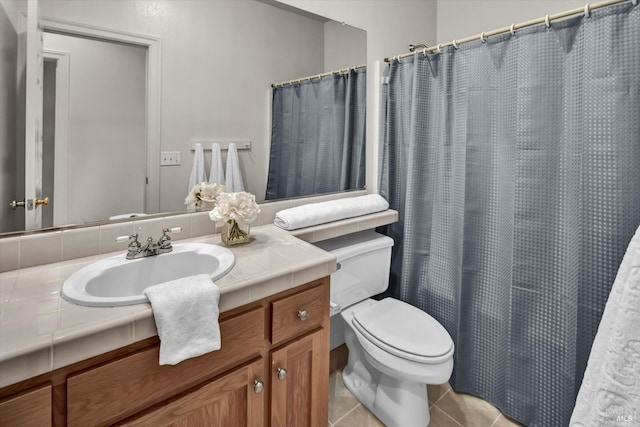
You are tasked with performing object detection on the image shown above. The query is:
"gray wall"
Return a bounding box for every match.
[324,20,366,71]
[39,0,327,213]
[436,0,587,42]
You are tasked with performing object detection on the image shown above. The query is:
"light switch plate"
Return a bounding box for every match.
[161,151,181,166]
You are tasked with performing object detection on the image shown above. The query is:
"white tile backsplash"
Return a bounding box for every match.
[0,237,20,272]
[63,227,100,260]
[20,232,63,268]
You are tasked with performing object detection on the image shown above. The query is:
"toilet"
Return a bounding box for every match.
[314,231,454,427]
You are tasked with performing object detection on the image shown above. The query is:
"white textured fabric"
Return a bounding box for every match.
[209,143,225,185]
[274,194,389,230]
[570,225,640,426]
[188,143,206,192]
[225,143,244,192]
[144,274,221,365]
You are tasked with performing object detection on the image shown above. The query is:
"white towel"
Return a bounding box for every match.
[209,143,225,185]
[188,143,206,193]
[225,143,245,192]
[570,224,640,426]
[274,194,389,230]
[143,274,221,365]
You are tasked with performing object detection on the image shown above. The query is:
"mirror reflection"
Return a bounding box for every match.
[0,0,366,235]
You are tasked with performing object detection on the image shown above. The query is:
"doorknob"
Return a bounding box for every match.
[9,200,26,210]
[35,197,49,207]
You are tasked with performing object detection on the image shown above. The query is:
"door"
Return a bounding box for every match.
[119,359,266,426]
[23,0,45,230]
[270,331,329,427]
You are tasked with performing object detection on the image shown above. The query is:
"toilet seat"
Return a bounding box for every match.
[352,298,454,364]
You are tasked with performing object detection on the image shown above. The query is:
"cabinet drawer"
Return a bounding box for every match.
[0,385,51,427]
[67,306,265,427]
[271,280,329,346]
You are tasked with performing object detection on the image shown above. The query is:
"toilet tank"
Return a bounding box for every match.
[313,230,394,312]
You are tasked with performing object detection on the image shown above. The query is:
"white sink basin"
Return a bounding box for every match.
[62,243,235,307]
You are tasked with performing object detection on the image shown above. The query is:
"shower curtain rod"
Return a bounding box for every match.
[271,64,366,88]
[384,0,634,62]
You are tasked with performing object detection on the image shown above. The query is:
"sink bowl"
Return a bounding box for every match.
[62,243,235,307]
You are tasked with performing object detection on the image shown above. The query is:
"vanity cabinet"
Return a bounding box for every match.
[0,277,330,427]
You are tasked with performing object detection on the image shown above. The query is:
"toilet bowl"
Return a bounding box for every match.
[313,231,454,427]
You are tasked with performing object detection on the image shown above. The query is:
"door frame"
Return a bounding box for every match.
[40,17,162,215]
[43,49,70,226]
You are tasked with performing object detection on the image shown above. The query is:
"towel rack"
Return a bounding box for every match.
[190,139,252,151]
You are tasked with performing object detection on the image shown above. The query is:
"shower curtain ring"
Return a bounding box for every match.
[452,39,459,49]
[422,47,428,57]
[545,14,551,28]
[480,32,486,43]
[510,24,516,36]
[437,43,443,53]
[584,3,591,18]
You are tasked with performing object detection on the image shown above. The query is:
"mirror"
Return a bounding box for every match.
[0,0,366,235]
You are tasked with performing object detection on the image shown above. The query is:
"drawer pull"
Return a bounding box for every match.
[253,380,264,394]
[297,309,308,321]
[277,367,288,380]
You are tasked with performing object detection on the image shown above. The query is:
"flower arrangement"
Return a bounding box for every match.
[209,191,261,245]
[185,182,227,210]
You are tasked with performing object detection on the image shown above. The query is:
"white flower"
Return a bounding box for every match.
[185,182,227,206]
[209,191,261,225]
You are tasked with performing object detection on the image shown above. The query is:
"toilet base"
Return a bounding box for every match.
[342,353,430,427]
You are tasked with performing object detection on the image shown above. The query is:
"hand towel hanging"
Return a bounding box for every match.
[209,143,225,185]
[225,142,245,192]
[188,143,206,192]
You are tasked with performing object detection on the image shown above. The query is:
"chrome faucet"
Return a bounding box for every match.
[116,227,182,259]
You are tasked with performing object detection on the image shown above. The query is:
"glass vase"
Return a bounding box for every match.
[221,220,251,246]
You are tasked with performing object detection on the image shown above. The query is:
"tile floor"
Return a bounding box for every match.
[328,370,524,427]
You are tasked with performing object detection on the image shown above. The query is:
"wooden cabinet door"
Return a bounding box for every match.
[270,330,329,427]
[0,385,51,427]
[119,359,265,427]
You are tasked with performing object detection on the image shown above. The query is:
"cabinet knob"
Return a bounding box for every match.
[253,380,264,394]
[277,367,287,380]
[297,309,308,321]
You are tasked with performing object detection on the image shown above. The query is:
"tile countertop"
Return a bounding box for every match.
[0,224,337,388]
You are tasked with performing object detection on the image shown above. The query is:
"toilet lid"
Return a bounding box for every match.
[352,298,453,363]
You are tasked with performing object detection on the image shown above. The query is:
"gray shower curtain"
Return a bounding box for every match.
[266,68,366,200]
[379,3,640,426]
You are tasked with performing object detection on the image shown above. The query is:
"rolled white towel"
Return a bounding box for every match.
[274,194,389,230]
[144,274,221,365]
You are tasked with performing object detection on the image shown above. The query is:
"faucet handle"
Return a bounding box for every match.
[116,234,142,259]
[162,227,182,236]
[116,233,140,246]
[158,227,182,249]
